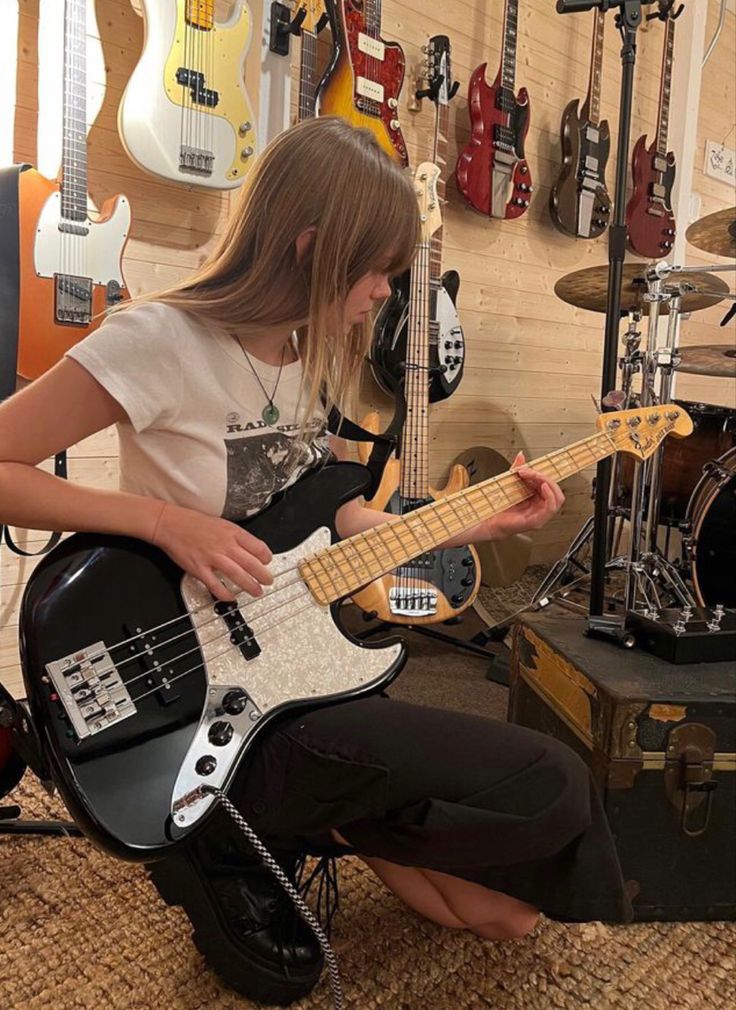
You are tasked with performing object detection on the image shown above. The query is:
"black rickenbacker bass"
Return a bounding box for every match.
[20,405,690,859]
[372,35,464,403]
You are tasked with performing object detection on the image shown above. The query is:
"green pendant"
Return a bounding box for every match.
[262,402,280,425]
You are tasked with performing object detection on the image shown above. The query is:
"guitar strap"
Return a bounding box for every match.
[0,164,67,558]
[324,359,406,500]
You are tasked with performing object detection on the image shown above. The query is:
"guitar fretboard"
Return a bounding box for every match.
[61,0,88,224]
[587,8,606,125]
[400,235,431,500]
[500,0,519,93]
[301,431,615,604]
[656,14,676,156]
[298,28,318,121]
[364,0,382,38]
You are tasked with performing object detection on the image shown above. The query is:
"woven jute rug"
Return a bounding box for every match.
[1,777,734,1010]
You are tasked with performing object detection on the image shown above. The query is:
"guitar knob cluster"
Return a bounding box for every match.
[661,240,673,250]
[454,340,462,349]
[461,576,474,587]
[665,228,676,236]
[209,720,234,747]
[222,689,248,715]
[461,556,474,567]
[513,197,530,207]
[520,164,528,175]
[196,755,217,776]
[519,183,533,193]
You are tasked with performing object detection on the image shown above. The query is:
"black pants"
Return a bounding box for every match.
[229,694,634,925]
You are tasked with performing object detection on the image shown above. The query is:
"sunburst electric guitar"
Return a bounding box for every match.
[317,0,408,165]
[118,0,257,188]
[16,0,130,381]
[20,406,691,855]
[352,152,480,625]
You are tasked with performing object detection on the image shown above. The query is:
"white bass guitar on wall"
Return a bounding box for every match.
[118,0,257,189]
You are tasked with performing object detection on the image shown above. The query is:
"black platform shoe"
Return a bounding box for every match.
[147,820,324,1006]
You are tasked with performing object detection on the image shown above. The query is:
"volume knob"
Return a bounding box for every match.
[209,721,234,747]
[222,689,248,715]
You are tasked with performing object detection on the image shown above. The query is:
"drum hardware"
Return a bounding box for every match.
[553,263,730,316]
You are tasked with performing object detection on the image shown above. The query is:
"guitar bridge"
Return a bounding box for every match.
[54,273,92,325]
[46,642,136,741]
[389,586,438,618]
[179,145,215,177]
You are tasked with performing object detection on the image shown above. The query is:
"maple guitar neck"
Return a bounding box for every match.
[302,429,619,605]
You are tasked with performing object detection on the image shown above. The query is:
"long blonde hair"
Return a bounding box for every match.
[133,117,420,429]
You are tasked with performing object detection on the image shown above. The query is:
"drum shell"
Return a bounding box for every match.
[618,401,736,525]
[685,446,736,609]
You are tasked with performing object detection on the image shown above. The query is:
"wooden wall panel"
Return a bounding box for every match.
[2,0,734,697]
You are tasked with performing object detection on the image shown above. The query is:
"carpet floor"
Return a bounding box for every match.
[1,569,734,1010]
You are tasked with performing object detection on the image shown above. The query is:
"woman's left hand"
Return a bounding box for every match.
[478,452,565,541]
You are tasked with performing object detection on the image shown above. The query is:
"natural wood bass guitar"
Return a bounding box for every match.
[20,405,692,857]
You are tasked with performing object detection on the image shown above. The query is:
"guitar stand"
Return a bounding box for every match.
[352,600,513,687]
[0,693,81,839]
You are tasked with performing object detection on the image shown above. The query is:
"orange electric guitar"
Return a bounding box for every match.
[352,162,480,625]
[16,0,129,381]
[316,0,408,165]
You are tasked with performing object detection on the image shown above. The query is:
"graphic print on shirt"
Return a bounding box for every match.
[221,417,331,520]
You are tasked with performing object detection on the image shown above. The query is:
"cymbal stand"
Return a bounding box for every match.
[622,275,696,619]
[529,310,644,607]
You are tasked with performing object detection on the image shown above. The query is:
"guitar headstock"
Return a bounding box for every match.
[598,403,693,459]
[413,163,442,242]
[424,35,459,107]
[296,0,328,35]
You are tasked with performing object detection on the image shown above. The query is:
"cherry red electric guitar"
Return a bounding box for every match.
[455,0,532,219]
[626,0,682,258]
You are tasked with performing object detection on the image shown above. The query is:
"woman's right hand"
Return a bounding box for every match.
[151,503,273,602]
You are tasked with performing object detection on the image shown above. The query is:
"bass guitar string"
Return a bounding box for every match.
[54,443,606,688]
[127,596,317,707]
[114,582,313,696]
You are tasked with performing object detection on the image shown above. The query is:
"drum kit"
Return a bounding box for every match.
[536,205,736,659]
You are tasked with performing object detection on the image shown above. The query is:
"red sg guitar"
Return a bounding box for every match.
[626,0,682,258]
[455,0,532,219]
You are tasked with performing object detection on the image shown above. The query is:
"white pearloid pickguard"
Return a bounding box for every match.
[172,528,403,826]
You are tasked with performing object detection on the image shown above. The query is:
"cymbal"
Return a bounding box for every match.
[674,344,736,378]
[554,263,729,315]
[452,447,531,588]
[686,207,736,257]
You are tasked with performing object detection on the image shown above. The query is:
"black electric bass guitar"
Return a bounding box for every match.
[20,406,691,859]
[372,35,464,403]
[549,7,611,239]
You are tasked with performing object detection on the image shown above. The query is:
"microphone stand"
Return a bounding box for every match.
[556,0,659,644]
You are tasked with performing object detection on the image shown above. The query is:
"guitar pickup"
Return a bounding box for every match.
[653,155,669,173]
[214,601,261,661]
[176,67,219,108]
[356,76,384,104]
[122,620,181,707]
[585,125,600,144]
[358,33,385,61]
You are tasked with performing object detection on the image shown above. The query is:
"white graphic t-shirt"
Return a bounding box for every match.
[66,302,332,521]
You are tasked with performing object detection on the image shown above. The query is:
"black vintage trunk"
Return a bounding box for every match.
[508,605,736,922]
